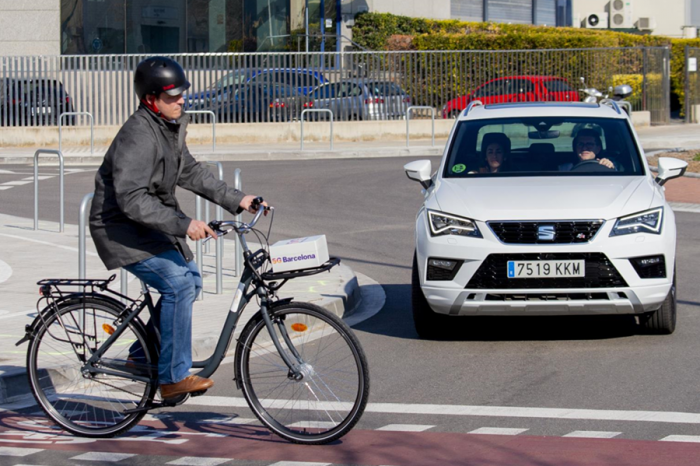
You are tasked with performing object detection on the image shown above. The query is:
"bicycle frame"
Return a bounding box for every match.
[83,209,334,390]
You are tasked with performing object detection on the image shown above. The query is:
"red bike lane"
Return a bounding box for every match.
[1,413,699,466]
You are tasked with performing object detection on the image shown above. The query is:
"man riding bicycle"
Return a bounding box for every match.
[89,56,264,400]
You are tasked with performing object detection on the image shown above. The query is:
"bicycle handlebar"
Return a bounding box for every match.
[207,197,272,238]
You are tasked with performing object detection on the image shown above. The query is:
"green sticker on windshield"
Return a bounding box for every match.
[452,164,466,173]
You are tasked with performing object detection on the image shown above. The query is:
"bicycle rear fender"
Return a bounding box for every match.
[15,293,145,347]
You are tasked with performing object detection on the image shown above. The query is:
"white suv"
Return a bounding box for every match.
[405,101,687,339]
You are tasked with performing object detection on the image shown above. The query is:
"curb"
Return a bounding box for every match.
[0,146,446,165]
[0,263,363,406]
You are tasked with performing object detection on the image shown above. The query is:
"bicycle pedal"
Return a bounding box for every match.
[161,393,190,406]
[190,389,208,398]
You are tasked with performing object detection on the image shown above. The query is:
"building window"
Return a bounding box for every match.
[451,0,484,21]
[535,0,556,26]
[487,0,532,24]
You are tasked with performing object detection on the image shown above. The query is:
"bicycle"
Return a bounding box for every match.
[17,200,370,444]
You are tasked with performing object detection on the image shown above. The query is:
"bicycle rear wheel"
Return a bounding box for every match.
[27,297,157,437]
[236,301,370,444]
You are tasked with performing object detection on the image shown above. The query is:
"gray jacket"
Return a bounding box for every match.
[89,104,245,270]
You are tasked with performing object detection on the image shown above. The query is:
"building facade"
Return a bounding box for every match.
[0,0,695,56]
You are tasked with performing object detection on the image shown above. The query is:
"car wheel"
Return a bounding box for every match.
[640,268,676,335]
[412,252,444,339]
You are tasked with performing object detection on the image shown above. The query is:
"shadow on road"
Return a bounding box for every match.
[355,283,657,342]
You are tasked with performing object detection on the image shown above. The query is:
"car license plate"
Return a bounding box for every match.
[507,260,585,278]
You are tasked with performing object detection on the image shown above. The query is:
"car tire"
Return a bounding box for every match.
[412,252,444,339]
[641,269,676,335]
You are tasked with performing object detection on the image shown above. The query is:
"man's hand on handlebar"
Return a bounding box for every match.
[239,195,269,215]
[187,219,218,241]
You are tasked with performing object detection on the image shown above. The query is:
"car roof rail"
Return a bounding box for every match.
[600,99,622,115]
[462,100,483,117]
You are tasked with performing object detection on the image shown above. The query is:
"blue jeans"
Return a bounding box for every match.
[124,249,202,385]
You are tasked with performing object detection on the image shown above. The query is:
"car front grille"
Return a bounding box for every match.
[488,220,604,244]
[467,253,628,289]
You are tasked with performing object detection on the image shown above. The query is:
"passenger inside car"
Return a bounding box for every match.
[468,133,511,174]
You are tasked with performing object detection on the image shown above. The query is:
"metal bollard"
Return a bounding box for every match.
[234,168,243,277]
[78,193,94,279]
[195,195,203,301]
[59,112,94,154]
[34,149,64,232]
[406,106,436,148]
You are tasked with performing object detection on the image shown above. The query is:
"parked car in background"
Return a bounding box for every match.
[0,78,75,126]
[246,68,328,96]
[441,76,579,119]
[188,68,327,113]
[215,82,308,123]
[305,80,411,120]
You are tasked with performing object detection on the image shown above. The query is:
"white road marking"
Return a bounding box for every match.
[660,435,700,443]
[0,180,32,186]
[469,427,528,435]
[376,424,434,432]
[21,176,52,181]
[288,421,338,429]
[670,202,700,214]
[0,259,12,283]
[0,170,16,174]
[167,457,231,466]
[190,396,700,425]
[268,462,331,466]
[71,452,136,462]
[563,431,621,438]
[0,446,43,456]
[0,233,98,256]
[0,187,12,190]
[197,417,257,425]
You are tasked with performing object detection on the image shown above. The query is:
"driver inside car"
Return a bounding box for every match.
[559,128,616,171]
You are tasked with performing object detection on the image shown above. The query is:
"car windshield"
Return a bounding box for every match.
[367,82,405,96]
[443,116,645,178]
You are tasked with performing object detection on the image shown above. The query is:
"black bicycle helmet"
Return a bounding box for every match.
[134,56,190,100]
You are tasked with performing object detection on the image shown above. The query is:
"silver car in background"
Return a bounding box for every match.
[306,80,411,120]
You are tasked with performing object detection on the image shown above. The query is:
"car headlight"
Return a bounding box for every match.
[428,210,482,238]
[610,207,663,236]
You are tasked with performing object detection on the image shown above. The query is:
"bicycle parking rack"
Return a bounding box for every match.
[79,192,129,300]
[59,112,94,154]
[406,106,435,148]
[186,110,217,152]
[34,149,64,232]
[300,109,334,150]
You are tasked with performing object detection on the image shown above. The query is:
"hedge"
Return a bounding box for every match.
[352,12,700,117]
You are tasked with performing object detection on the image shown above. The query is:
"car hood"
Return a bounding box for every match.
[433,176,654,221]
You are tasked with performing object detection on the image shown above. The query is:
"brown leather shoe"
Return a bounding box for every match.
[160,375,214,400]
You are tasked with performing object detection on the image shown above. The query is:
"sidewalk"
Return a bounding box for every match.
[0,213,368,404]
[0,123,697,165]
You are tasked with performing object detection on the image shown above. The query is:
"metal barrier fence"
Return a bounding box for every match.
[685,47,700,124]
[300,109,333,150]
[34,149,64,232]
[0,47,671,127]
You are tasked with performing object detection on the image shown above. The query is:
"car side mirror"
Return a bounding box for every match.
[655,157,687,186]
[404,160,433,189]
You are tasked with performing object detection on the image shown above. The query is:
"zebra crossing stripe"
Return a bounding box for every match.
[0,446,43,456]
[70,452,136,462]
[469,427,528,435]
[563,431,621,438]
[660,435,700,443]
[167,457,231,466]
[376,424,434,432]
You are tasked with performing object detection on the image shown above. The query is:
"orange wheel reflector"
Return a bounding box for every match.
[291,323,308,332]
[102,324,115,335]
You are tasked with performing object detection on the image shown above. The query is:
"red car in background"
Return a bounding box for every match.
[441,76,580,119]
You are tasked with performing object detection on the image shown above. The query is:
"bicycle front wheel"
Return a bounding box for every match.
[236,301,370,444]
[27,297,157,437]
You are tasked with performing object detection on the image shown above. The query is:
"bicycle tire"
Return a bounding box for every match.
[27,297,158,437]
[235,301,370,444]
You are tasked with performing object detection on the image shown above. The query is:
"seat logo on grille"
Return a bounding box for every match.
[538,225,556,241]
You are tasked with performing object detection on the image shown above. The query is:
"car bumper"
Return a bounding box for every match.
[416,213,675,316]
